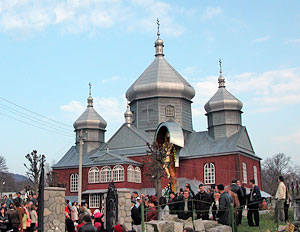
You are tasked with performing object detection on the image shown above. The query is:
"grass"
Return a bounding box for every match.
[237,209,293,232]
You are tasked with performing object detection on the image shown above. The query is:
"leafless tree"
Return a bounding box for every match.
[262,153,293,195]
[24,150,44,194]
[143,142,169,200]
[0,155,8,173]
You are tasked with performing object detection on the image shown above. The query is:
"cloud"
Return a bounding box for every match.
[253,36,269,43]
[60,96,126,123]
[202,7,222,20]
[287,38,300,44]
[274,129,300,145]
[0,0,187,37]
[191,67,300,114]
[101,75,120,84]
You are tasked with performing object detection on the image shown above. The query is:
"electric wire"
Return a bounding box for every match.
[0,112,74,138]
[0,96,73,128]
[0,104,72,134]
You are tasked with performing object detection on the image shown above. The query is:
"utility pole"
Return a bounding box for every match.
[78,130,84,206]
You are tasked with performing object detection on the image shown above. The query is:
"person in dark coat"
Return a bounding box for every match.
[177,190,193,220]
[0,207,9,232]
[168,192,177,215]
[195,184,211,220]
[78,214,97,232]
[236,180,246,225]
[216,184,233,226]
[7,204,20,232]
[131,200,141,231]
[230,178,244,226]
[247,179,261,227]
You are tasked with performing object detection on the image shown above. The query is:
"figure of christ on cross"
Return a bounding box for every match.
[162,133,177,193]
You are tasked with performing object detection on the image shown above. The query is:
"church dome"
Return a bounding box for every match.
[126,29,195,102]
[204,72,243,113]
[73,92,107,130]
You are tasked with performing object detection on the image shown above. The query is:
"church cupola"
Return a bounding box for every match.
[124,103,133,126]
[204,60,243,139]
[125,20,195,133]
[73,83,107,154]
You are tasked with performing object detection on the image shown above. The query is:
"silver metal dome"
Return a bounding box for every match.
[126,56,195,102]
[204,74,243,113]
[73,95,107,130]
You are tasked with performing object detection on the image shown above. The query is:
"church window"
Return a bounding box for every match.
[165,105,175,117]
[243,162,247,184]
[253,166,258,185]
[204,163,215,184]
[113,165,124,182]
[100,166,111,183]
[89,194,100,208]
[127,165,135,182]
[70,174,78,192]
[88,167,99,183]
[135,167,142,183]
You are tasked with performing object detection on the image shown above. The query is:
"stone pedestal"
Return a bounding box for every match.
[117,190,132,230]
[44,187,66,232]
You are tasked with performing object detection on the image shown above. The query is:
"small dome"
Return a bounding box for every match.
[73,96,107,130]
[204,74,243,113]
[124,104,133,126]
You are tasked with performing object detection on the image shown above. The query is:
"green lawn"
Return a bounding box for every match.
[237,210,293,232]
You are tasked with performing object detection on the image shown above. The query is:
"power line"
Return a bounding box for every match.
[0,104,72,134]
[0,112,74,138]
[0,96,73,128]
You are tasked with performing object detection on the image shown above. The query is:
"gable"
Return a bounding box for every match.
[105,125,151,150]
[236,128,255,153]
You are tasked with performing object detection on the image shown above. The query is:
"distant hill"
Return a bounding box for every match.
[11,173,30,183]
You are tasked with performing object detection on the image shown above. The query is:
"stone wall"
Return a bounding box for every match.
[117,190,132,230]
[44,187,66,232]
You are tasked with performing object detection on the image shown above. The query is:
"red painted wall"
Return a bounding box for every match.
[53,153,261,196]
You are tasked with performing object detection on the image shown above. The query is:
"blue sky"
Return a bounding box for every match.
[0,0,300,174]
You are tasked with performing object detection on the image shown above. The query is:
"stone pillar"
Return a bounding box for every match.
[117,190,132,230]
[44,187,66,232]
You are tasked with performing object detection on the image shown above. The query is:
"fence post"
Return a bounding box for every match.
[141,199,145,232]
[230,203,236,232]
[192,199,196,231]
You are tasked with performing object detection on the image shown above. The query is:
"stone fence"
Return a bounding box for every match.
[44,187,66,232]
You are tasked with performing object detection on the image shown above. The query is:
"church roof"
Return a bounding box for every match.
[126,32,195,102]
[178,126,259,159]
[52,146,142,169]
[204,72,243,114]
[73,95,107,130]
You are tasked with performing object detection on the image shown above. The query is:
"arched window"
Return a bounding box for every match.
[165,105,175,117]
[70,174,78,192]
[243,162,247,184]
[113,165,124,182]
[88,167,100,183]
[135,167,142,183]
[253,166,258,185]
[100,166,111,183]
[127,165,135,183]
[204,163,215,184]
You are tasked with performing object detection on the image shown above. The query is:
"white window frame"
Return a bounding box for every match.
[253,165,258,185]
[135,167,142,183]
[100,166,111,183]
[243,162,247,184]
[113,165,124,182]
[165,105,175,117]
[127,165,135,183]
[89,194,100,208]
[88,167,100,184]
[204,163,215,184]
[70,173,78,192]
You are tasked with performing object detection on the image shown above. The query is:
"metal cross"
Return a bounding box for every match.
[157,18,160,35]
[219,59,222,74]
[89,82,92,96]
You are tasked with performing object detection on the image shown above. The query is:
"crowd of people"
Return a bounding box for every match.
[0,192,39,232]
[130,178,265,231]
